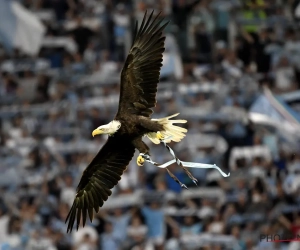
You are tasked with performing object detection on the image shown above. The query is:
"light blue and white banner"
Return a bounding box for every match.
[0,0,45,55]
[250,87,300,144]
[250,87,300,127]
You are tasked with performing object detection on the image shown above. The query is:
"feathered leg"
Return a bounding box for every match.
[132,138,150,166]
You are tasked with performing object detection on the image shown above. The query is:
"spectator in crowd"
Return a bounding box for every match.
[101,222,119,250]
[142,201,165,249]
[126,215,150,249]
[180,216,202,235]
[70,16,94,55]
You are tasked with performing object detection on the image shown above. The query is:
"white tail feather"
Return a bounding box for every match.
[146,113,187,144]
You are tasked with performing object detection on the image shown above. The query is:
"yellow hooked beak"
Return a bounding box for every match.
[92,128,103,137]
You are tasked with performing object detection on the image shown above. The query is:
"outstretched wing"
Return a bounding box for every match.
[65,136,135,232]
[116,10,168,118]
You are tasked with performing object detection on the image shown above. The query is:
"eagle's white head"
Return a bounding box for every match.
[92,120,121,137]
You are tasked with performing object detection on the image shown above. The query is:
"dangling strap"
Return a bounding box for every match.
[140,137,230,178]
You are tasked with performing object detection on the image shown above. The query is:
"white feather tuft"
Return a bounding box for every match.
[147,113,187,144]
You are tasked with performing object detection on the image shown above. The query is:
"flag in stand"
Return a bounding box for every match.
[0,0,45,56]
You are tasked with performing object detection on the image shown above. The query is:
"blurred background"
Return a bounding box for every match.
[0,0,300,249]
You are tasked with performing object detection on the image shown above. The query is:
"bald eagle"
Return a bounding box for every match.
[65,11,189,233]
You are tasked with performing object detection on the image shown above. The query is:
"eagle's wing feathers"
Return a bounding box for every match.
[117,11,168,118]
[65,136,135,232]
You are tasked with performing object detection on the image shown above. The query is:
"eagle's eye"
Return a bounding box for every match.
[117,124,121,129]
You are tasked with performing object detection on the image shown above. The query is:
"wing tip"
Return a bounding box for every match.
[143,9,169,33]
[65,202,78,233]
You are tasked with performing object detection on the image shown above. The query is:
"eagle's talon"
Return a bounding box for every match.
[156,132,164,141]
[137,155,145,166]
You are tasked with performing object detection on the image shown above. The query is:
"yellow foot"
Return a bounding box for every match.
[137,155,145,166]
[156,132,164,141]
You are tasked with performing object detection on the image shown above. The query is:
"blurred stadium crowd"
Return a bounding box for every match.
[1,0,300,249]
